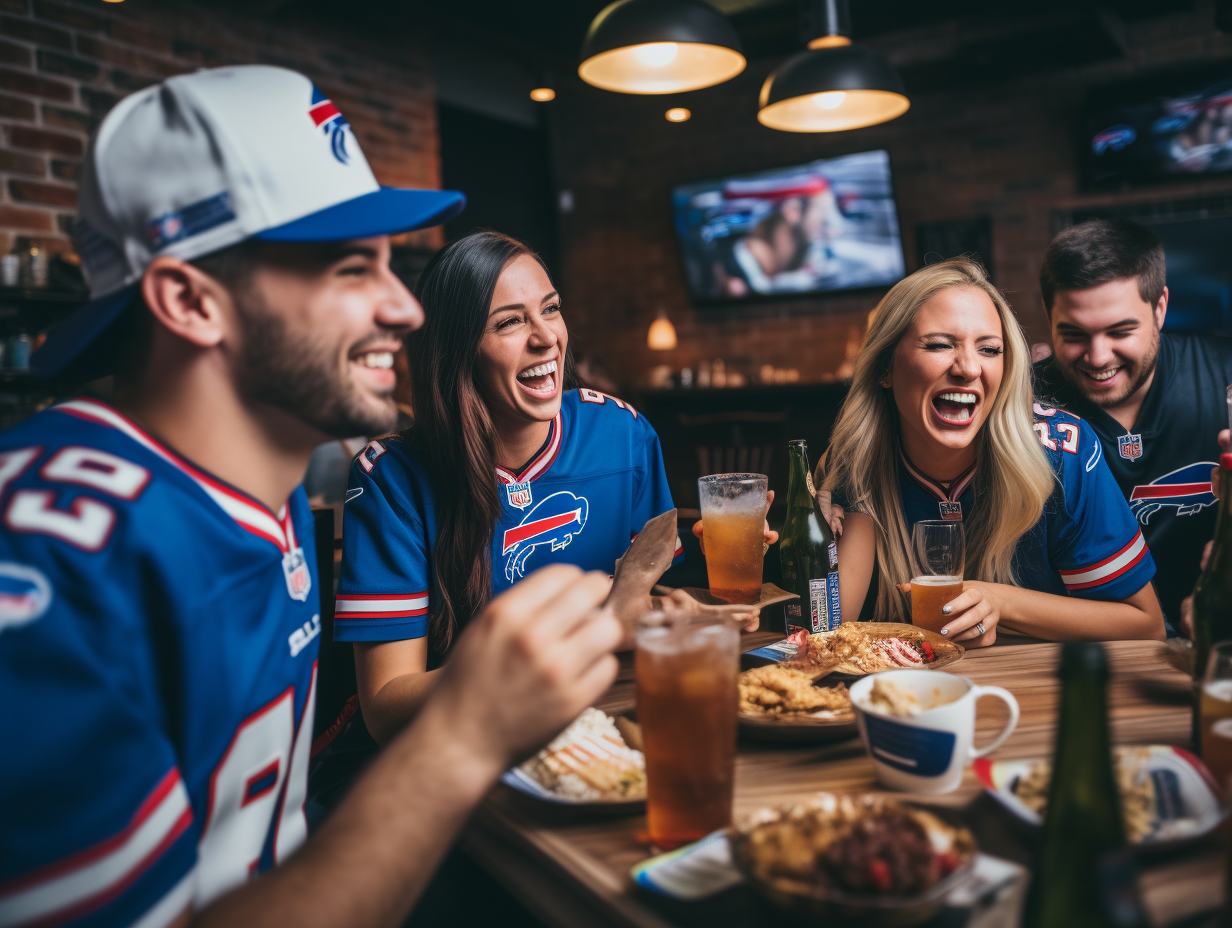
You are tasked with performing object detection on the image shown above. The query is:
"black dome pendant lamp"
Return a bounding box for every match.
[579,0,746,95]
[758,0,909,132]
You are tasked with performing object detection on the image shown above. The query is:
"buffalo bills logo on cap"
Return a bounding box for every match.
[0,562,52,633]
[1129,461,1218,523]
[502,491,588,582]
[308,86,351,166]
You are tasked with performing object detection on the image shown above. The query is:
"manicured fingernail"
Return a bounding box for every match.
[940,627,949,636]
[941,605,952,615]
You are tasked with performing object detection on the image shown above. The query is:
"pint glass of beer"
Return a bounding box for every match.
[636,614,739,849]
[910,520,965,633]
[698,473,768,605]
[1201,642,1232,788]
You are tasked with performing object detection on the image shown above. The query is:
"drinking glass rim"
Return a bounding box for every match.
[913,520,962,529]
[698,473,767,484]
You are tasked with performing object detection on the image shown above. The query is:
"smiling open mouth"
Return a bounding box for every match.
[932,391,978,424]
[517,358,558,397]
[1081,366,1121,384]
[354,351,394,370]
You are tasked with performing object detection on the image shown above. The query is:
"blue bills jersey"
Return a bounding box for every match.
[1035,332,1232,627]
[335,388,681,643]
[834,405,1155,609]
[0,399,320,928]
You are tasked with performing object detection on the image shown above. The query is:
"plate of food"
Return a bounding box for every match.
[974,745,1226,851]
[754,623,964,680]
[730,792,977,926]
[501,708,646,812]
[737,665,858,742]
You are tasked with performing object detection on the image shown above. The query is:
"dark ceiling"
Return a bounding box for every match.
[288,0,1204,96]
[297,0,1196,63]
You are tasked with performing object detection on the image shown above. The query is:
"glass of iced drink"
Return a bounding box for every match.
[1201,642,1232,788]
[910,520,965,633]
[698,473,768,605]
[635,614,739,849]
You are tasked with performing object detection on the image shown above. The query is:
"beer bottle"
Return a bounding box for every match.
[1193,452,1232,747]
[779,440,841,634]
[1023,643,1130,928]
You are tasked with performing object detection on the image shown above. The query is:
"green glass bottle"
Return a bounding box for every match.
[779,439,841,634]
[1023,642,1127,928]
[1192,452,1232,747]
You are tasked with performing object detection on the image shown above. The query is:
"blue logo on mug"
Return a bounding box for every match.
[863,713,955,776]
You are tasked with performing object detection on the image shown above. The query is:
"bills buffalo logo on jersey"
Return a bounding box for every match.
[1129,462,1218,523]
[308,86,352,165]
[0,561,51,632]
[502,491,589,582]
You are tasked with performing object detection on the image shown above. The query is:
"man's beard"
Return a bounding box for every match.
[1069,333,1159,410]
[233,293,398,438]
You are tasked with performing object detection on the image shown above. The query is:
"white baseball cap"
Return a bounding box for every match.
[34,64,465,378]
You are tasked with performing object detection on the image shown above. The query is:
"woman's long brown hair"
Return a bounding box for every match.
[408,231,575,655]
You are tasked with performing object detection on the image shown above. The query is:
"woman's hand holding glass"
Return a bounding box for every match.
[690,489,779,552]
[895,579,999,646]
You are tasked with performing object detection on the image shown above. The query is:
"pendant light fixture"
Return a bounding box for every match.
[579,0,745,95]
[758,0,909,132]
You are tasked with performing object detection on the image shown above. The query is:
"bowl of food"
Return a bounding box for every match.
[974,744,1226,852]
[502,708,646,812]
[738,665,858,742]
[730,792,977,926]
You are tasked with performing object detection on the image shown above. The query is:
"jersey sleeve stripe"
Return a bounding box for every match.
[335,593,429,617]
[1058,532,1148,590]
[0,768,192,927]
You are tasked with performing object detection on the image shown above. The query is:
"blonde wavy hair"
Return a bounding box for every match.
[820,257,1055,622]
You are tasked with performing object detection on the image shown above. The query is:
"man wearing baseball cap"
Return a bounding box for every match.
[0,65,621,928]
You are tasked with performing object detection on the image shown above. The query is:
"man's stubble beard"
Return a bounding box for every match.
[1069,330,1159,411]
[233,291,398,438]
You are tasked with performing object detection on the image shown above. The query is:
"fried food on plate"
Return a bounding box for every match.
[739,665,851,717]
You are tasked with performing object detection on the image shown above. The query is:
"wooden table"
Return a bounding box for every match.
[462,637,1219,928]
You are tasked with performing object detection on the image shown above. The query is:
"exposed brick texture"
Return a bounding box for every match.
[549,10,1232,390]
[0,0,443,257]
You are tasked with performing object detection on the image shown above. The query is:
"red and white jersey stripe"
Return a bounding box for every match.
[54,399,297,554]
[0,769,192,928]
[1058,531,1148,591]
[494,412,562,485]
[334,592,429,619]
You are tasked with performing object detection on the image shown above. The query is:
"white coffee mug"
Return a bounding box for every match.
[850,669,1019,794]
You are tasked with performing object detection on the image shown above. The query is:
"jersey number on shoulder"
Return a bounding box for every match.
[579,388,637,418]
[196,665,317,903]
[1033,422,1079,455]
[1,446,150,551]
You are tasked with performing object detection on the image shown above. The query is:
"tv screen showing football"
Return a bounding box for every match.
[671,149,906,303]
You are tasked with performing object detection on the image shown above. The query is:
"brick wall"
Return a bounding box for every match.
[0,0,443,261]
[548,6,1232,391]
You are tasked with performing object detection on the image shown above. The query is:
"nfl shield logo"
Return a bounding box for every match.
[1118,433,1143,461]
[506,480,533,510]
[282,546,312,602]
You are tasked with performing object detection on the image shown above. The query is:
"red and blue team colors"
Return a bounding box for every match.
[835,405,1156,609]
[334,388,682,644]
[0,399,320,928]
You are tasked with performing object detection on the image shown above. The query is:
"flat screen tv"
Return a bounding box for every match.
[1085,70,1232,188]
[671,150,905,303]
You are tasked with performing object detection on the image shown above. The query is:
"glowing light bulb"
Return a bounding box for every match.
[812,91,846,110]
[530,87,556,102]
[632,42,679,68]
[665,107,691,122]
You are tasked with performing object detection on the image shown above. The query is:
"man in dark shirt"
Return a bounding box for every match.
[1033,219,1232,632]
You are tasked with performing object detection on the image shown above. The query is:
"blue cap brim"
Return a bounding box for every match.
[255,186,466,242]
[32,186,465,380]
[31,285,139,380]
